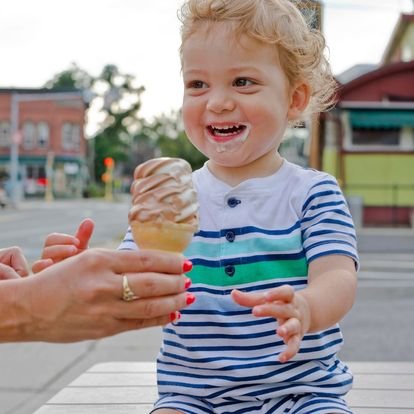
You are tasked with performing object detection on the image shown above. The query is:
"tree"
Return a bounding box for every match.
[45,63,145,182]
[148,111,207,171]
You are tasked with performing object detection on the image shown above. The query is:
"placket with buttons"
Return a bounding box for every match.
[223,196,241,278]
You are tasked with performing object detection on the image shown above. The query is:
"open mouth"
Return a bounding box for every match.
[206,124,248,142]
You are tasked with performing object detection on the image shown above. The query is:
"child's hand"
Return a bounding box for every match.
[231,285,311,363]
[32,218,95,273]
[0,246,30,279]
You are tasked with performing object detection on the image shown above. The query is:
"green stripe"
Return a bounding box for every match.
[190,258,308,286]
[185,234,302,258]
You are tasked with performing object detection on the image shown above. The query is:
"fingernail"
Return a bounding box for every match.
[169,311,181,322]
[184,278,192,289]
[182,260,193,273]
[186,293,196,305]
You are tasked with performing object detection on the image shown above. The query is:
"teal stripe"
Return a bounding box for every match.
[190,259,308,286]
[185,234,303,258]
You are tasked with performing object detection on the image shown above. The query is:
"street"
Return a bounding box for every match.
[0,197,130,262]
[0,198,414,413]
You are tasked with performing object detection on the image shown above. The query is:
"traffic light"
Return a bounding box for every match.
[104,157,114,168]
[103,157,115,201]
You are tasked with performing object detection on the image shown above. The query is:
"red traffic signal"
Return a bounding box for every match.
[104,157,114,168]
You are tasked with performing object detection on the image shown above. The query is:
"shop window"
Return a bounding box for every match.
[352,128,400,146]
[23,121,36,149]
[0,121,10,148]
[62,122,81,150]
[37,122,50,148]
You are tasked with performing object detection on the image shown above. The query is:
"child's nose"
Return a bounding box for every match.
[206,91,235,113]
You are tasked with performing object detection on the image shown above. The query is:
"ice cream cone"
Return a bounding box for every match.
[130,221,197,253]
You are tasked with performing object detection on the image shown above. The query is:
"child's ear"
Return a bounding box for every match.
[287,82,310,121]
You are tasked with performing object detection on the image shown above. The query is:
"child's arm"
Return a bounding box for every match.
[232,254,357,363]
[32,218,95,273]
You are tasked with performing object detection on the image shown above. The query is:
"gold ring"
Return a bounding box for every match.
[122,275,138,302]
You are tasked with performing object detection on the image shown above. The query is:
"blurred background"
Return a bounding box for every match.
[1,0,414,413]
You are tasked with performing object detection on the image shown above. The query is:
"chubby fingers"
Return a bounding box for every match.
[41,233,80,259]
[0,246,30,277]
[231,285,295,308]
[74,218,95,250]
[0,263,21,279]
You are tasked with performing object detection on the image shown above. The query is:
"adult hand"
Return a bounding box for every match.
[14,248,192,342]
[0,246,30,279]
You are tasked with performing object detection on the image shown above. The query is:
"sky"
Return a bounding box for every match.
[1,0,413,122]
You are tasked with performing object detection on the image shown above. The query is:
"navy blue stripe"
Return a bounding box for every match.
[301,209,352,223]
[172,317,274,328]
[205,377,353,399]
[158,364,321,384]
[304,239,355,253]
[163,328,277,340]
[189,278,307,295]
[309,179,338,190]
[159,351,337,366]
[163,338,285,352]
[195,222,301,238]
[312,218,355,229]
[308,250,358,264]
[159,358,304,373]
[302,190,342,212]
[308,229,356,241]
[308,200,346,211]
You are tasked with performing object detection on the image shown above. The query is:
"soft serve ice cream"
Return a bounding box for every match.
[129,157,198,252]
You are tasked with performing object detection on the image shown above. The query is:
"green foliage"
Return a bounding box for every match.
[144,112,207,171]
[44,64,206,182]
[45,63,145,182]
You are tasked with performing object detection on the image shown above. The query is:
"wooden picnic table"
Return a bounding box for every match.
[34,361,414,413]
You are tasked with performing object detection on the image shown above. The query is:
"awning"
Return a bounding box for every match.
[349,109,414,128]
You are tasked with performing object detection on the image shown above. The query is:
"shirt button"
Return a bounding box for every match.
[227,197,241,208]
[225,265,235,277]
[225,231,235,242]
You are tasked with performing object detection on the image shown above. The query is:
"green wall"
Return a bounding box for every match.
[342,154,414,206]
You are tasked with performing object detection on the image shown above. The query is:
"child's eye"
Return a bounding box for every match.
[187,80,208,89]
[233,78,254,87]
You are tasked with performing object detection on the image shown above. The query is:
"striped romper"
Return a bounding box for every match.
[119,160,359,414]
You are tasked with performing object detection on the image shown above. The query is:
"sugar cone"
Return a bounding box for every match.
[130,221,196,253]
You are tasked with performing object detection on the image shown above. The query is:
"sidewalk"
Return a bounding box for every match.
[2,226,414,414]
[357,226,414,253]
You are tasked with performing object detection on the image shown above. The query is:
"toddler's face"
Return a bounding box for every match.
[181,22,295,172]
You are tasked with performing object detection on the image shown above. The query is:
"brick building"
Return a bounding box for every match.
[0,88,88,199]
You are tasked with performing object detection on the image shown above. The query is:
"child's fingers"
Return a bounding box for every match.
[263,285,295,303]
[231,289,268,307]
[42,233,80,250]
[279,334,301,363]
[75,218,95,250]
[252,302,298,320]
[0,263,21,279]
[277,317,301,339]
[41,245,79,262]
[32,258,54,274]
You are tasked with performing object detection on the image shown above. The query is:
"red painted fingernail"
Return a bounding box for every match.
[183,260,193,273]
[186,293,196,305]
[184,278,192,289]
[169,311,181,322]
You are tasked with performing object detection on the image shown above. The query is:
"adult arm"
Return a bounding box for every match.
[0,248,191,343]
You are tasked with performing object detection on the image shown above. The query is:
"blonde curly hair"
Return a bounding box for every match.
[178,0,336,118]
